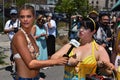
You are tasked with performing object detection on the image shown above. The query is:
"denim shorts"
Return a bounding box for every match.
[13,72,45,80]
[16,76,39,80]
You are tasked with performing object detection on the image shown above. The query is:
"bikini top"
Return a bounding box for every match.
[64,40,98,79]
[75,40,97,72]
[13,28,39,59]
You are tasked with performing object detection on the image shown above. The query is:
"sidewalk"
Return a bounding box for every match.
[0,34,11,67]
[0,34,13,80]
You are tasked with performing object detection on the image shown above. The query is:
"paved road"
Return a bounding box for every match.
[0,31,67,80]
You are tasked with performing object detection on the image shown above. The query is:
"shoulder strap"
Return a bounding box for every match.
[92,40,98,56]
[9,20,13,27]
[20,28,31,44]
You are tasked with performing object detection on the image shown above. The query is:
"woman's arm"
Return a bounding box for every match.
[51,43,72,59]
[31,25,37,39]
[51,43,79,66]
[44,25,48,38]
[98,46,110,62]
[13,33,68,69]
[98,46,115,75]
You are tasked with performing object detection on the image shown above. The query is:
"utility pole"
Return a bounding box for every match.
[2,0,5,31]
[105,0,109,11]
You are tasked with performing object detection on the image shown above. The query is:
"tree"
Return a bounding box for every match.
[55,0,92,17]
[3,0,29,8]
[55,0,92,38]
[16,0,28,8]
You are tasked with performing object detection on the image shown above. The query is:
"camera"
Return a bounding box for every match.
[14,28,18,33]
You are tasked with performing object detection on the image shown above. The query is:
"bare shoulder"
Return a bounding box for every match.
[12,30,26,46]
[31,25,36,33]
[96,44,108,55]
[32,25,36,29]
[97,44,106,52]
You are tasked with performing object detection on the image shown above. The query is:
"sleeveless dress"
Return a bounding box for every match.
[35,25,48,60]
[64,40,97,80]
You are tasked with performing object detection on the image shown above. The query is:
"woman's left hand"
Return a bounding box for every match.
[103,62,115,71]
[97,61,115,75]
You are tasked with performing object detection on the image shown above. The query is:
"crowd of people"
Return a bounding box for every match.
[3,4,120,80]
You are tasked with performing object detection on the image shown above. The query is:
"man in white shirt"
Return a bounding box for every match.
[4,9,20,75]
[4,9,20,40]
[4,9,20,65]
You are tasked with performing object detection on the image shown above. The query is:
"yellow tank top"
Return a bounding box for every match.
[64,40,97,80]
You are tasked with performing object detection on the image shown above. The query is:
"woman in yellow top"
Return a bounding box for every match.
[51,17,115,80]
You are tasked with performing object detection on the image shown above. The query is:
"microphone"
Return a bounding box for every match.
[63,39,80,58]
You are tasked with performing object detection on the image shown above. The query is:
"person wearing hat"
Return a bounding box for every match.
[4,9,20,74]
[88,10,99,22]
[4,9,20,40]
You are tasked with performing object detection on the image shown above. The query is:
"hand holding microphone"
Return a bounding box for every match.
[63,39,80,58]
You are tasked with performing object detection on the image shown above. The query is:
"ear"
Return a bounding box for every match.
[91,29,96,35]
[93,29,96,34]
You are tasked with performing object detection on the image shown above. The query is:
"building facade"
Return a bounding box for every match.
[89,0,116,11]
[0,0,118,12]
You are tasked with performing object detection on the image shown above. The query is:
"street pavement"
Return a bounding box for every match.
[0,34,13,80]
[0,28,68,80]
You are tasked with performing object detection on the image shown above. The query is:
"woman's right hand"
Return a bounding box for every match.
[55,57,69,65]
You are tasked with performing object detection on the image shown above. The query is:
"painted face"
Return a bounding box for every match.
[79,26,91,39]
[19,10,35,29]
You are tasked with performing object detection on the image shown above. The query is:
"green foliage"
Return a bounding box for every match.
[16,0,28,8]
[55,0,92,17]
[55,0,75,14]
[3,0,28,8]
[4,3,11,8]
[0,55,6,64]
